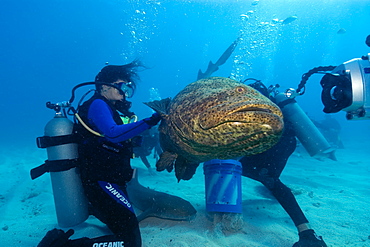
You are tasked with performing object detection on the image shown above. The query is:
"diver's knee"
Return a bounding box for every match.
[261,177,276,190]
[257,168,276,190]
[267,179,292,197]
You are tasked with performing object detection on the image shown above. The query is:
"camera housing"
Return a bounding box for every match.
[320,54,370,120]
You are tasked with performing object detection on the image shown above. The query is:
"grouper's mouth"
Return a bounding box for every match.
[233,106,272,114]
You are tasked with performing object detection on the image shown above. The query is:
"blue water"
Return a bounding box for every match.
[1,0,369,146]
[1,1,370,246]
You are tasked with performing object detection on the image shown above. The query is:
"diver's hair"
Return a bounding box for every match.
[94,59,145,92]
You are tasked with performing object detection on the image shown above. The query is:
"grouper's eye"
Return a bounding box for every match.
[235,86,245,93]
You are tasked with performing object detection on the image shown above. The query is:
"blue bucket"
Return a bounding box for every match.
[203,159,242,213]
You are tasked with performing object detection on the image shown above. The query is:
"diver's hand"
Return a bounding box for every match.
[143,113,162,126]
[292,230,327,247]
[37,228,74,247]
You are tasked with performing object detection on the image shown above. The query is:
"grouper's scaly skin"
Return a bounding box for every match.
[159,77,284,163]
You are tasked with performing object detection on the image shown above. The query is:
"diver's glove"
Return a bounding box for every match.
[143,113,162,126]
[292,229,327,247]
[37,228,74,247]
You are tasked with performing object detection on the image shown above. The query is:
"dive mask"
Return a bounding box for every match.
[114,81,134,98]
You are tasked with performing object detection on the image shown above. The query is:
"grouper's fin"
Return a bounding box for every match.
[144,97,171,116]
[197,36,241,80]
[156,151,177,172]
[174,156,199,182]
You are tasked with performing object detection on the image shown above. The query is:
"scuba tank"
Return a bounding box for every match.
[274,89,336,160]
[246,79,336,161]
[30,81,136,227]
[31,102,89,227]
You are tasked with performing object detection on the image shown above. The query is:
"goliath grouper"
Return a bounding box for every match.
[145,77,284,181]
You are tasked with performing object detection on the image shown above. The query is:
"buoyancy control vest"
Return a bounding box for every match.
[75,94,134,184]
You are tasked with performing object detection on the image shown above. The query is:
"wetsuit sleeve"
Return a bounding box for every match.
[88,99,151,143]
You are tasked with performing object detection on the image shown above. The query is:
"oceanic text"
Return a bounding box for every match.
[92,241,124,247]
[105,183,132,208]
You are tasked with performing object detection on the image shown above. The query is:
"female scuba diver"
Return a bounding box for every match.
[38,61,161,247]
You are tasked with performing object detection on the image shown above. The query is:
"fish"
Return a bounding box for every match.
[145,77,284,181]
[337,28,346,34]
[240,14,250,21]
[126,169,197,222]
[197,37,241,80]
[282,15,297,24]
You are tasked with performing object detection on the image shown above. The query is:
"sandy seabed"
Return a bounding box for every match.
[0,138,369,247]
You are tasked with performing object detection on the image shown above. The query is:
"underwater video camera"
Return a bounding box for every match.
[293,35,370,120]
[320,54,370,120]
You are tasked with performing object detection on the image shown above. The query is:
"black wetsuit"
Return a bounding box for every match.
[68,94,146,247]
[240,119,309,227]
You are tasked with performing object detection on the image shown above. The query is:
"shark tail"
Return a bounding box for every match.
[197,69,205,80]
[197,61,218,80]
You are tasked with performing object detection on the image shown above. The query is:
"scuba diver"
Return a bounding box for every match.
[37,61,161,247]
[240,80,327,247]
